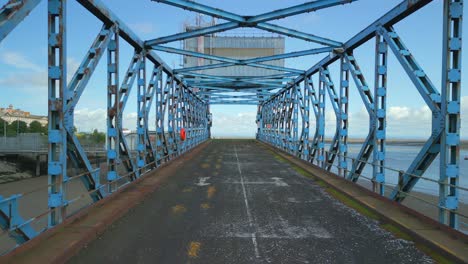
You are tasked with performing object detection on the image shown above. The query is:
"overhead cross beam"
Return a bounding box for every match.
[173,46,333,73]
[152,45,305,74]
[147,0,355,46]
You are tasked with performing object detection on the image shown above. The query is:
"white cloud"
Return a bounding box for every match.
[74,108,143,133]
[0,51,42,72]
[68,96,468,139]
[0,50,80,90]
[211,111,257,138]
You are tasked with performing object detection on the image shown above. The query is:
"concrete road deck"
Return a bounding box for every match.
[69,140,432,263]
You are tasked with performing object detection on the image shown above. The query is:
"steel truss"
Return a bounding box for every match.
[256,0,463,230]
[0,0,463,252]
[0,0,211,246]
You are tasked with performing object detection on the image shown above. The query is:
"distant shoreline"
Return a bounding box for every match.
[212,137,468,150]
[344,139,468,150]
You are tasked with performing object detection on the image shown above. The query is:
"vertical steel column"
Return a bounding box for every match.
[299,79,310,160]
[256,104,262,140]
[373,33,388,195]
[292,85,299,156]
[155,73,166,166]
[339,57,349,177]
[167,77,176,157]
[175,83,182,154]
[136,54,147,172]
[440,0,463,229]
[303,79,311,161]
[107,26,119,188]
[317,69,326,168]
[47,0,67,227]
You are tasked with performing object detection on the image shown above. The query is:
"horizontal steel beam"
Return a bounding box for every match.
[145,22,239,46]
[209,101,259,105]
[153,45,304,73]
[174,62,235,73]
[242,47,334,64]
[152,45,238,63]
[255,23,342,46]
[189,85,278,91]
[177,47,332,73]
[151,0,244,22]
[247,0,357,24]
[148,0,351,46]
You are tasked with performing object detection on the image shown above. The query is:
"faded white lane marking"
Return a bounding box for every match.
[195,177,211,186]
[234,145,260,259]
[222,179,289,186]
[271,177,289,187]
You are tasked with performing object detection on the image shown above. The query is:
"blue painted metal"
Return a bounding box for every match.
[242,47,334,64]
[320,67,340,171]
[383,26,443,202]
[0,195,37,244]
[136,53,148,171]
[148,0,352,46]
[344,53,375,182]
[62,24,114,201]
[151,0,244,22]
[0,0,42,42]
[0,0,465,253]
[47,0,67,227]
[145,22,239,46]
[144,66,163,166]
[119,52,144,179]
[255,23,342,47]
[338,56,349,177]
[440,0,463,229]
[305,77,320,163]
[373,33,388,195]
[152,45,305,74]
[107,26,119,187]
[316,70,326,168]
[247,0,357,24]
[66,24,114,112]
[175,47,332,75]
[287,0,434,87]
[175,63,235,73]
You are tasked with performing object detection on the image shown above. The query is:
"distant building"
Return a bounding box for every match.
[183,18,285,77]
[0,104,47,126]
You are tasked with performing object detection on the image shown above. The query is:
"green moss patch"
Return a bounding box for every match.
[327,188,380,221]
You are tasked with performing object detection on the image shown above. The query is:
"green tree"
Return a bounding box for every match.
[0,118,7,137]
[8,120,28,136]
[29,121,43,133]
[91,129,106,144]
[40,124,48,135]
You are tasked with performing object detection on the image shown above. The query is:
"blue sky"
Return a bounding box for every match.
[0,0,466,139]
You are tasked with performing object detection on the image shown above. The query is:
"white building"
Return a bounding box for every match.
[0,105,47,126]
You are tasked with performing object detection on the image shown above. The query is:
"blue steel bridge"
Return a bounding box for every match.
[0,0,467,263]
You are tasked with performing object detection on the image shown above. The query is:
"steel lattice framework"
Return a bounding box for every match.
[0,0,464,252]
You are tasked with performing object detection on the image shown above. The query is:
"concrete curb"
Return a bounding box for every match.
[2,141,211,264]
[259,141,468,263]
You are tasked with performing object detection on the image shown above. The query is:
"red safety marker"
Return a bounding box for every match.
[180,128,186,141]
